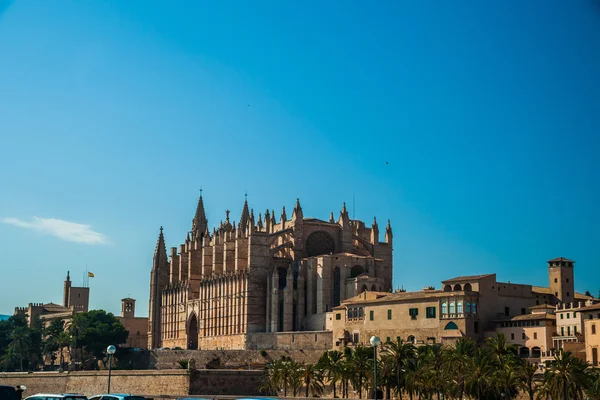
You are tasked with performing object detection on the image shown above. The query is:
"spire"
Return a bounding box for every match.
[239,196,250,231]
[271,209,277,224]
[292,198,303,220]
[66,271,70,281]
[329,212,335,223]
[192,190,208,236]
[153,226,168,271]
[339,202,350,227]
[385,219,393,243]
[257,213,263,230]
[371,217,379,244]
[281,206,287,223]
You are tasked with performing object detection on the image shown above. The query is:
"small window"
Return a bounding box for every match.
[566,278,569,283]
[504,307,510,317]
[561,327,564,336]
[386,336,390,343]
[560,314,564,319]
[409,308,418,318]
[566,292,570,297]
[426,307,436,318]
[521,308,526,315]
[554,278,558,283]
[574,326,577,335]
[369,310,374,321]
[567,313,570,319]
[574,312,577,317]
[592,324,596,335]
[396,336,401,342]
[388,309,393,320]
[555,292,558,296]
[336,313,341,320]
[511,333,514,340]
[534,332,537,339]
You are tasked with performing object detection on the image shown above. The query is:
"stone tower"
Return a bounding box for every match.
[548,257,575,305]
[63,271,71,308]
[148,226,169,349]
[121,298,136,318]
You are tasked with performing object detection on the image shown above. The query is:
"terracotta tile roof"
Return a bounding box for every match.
[510,313,555,321]
[335,289,450,308]
[531,286,593,300]
[442,274,495,283]
[529,304,555,310]
[578,303,600,312]
[547,257,574,263]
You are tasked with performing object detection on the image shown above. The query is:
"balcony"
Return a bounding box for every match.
[441,312,478,319]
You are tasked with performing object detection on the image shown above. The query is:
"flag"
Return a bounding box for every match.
[88,272,95,278]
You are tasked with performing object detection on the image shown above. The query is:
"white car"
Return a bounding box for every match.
[25,394,87,400]
[89,394,145,400]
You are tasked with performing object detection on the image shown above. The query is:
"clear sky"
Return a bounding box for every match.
[0,1,598,317]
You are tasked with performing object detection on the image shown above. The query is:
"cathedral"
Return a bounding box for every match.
[148,194,393,350]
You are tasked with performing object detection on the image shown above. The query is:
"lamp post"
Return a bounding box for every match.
[106,345,116,394]
[370,336,381,400]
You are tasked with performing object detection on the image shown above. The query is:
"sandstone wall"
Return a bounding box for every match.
[152,349,326,370]
[0,370,189,397]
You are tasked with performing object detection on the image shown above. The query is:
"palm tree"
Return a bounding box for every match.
[301,363,324,397]
[543,350,590,400]
[382,338,417,398]
[318,350,344,397]
[55,331,72,369]
[349,344,373,399]
[463,348,496,399]
[517,361,539,400]
[8,327,32,372]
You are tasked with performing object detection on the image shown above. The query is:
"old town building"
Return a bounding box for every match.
[332,257,596,364]
[148,194,393,350]
[117,298,149,349]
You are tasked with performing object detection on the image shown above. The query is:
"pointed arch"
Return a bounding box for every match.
[187,312,199,350]
[444,321,459,330]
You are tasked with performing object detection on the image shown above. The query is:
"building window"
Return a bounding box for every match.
[441,302,447,315]
[505,307,510,317]
[567,313,570,319]
[574,326,577,335]
[386,336,390,343]
[561,327,564,336]
[534,332,537,339]
[522,332,526,339]
[396,336,401,342]
[566,292,570,297]
[574,312,577,317]
[347,309,352,319]
[353,332,359,343]
[369,310,374,321]
[511,333,514,340]
[407,335,415,343]
[555,292,558,296]
[466,302,471,313]
[472,303,477,314]
[567,326,571,336]
[388,309,393,320]
[408,308,417,319]
[521,308,526,315]
[336,313,341,320]
[592,324,596,335]
[358,308,364,318]
[426,307,436,318]
[566,278,569,283]
[449,303,455,315]
[457,302,463,314]
[554,278,558,283]
[560,314,564,319]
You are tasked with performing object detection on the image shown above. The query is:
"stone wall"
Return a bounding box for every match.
[189,370,263,395]
[0,370,189,397]
[152,349,327,369]
[247,331,332,350]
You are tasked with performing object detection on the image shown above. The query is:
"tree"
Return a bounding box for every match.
[317,350,344,398]
[70,310,128,367]
[543,350,590,400]
[382,338,417,398]
[8,327,32,372]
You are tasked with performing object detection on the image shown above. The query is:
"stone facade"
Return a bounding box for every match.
[14,272,89,328]
[117,298,149,349]
[148,194,393,350]
[331,258,596,356]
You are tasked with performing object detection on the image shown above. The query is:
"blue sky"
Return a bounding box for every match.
[0,1,598,316]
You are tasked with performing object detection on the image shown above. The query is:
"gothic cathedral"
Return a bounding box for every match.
[148,194,393,350]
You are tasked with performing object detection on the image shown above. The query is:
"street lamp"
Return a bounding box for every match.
[106,345,116,394]
[370,336,381,400]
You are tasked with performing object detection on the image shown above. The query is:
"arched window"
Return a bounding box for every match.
[463,283,472,291]
[352,308,358,319]
[441,302,448,315]
[531,347,541,358]
[472,303,477,314]
[443,285,452,292]
[361,285,368,293]
[449,302,456,315]
[347,309,352,319]
[466,302,471,313]
[453,284,462,291]
[358,307,364,318]
[457,302,463,314]
[407,335,415,343]
[444,322,459,330]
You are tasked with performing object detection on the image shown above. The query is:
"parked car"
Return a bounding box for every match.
[25,394,87,400]
[89,394,145,400]
[0,385,19,400]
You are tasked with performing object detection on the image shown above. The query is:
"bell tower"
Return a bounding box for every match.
[548,257,575,305]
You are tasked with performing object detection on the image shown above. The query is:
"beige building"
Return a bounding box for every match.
[14,272,89,328]
[117,298,149,349]
[584,313,599,367]
[332,258,594,352]
[149,194,393,350]
[491,309,555,359]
